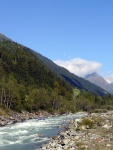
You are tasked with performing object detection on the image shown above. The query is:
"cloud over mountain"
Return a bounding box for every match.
[105,75,113,83]
[54,58,102,77]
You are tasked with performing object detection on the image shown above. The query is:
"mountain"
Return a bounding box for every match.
[110,83,113,88]
[31,52,107,96]
[0,34,107,97]
[85,72,113,94]
[0,33,12,41]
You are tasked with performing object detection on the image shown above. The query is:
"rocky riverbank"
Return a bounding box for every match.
[39,111,113,150]
[0,109,51,126]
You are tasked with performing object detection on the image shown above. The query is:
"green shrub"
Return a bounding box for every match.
[92,109,107,113]
[91,116,104,126]
[80,118,94,129]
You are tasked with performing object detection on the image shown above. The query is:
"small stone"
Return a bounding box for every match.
[110,138,113,141]
[62,138,70,145]
[106,144,112,147]
[73,136,80,140]
[50,141,57,147]
[79,125,86,130]
[95,138,101,142]
[59,132,67,137]
[69,147,76,150]
[52,136,57,140]
[102,124,110,129]
[81,145,88,149]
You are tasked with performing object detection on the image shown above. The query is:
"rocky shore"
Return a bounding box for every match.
[39,111,113,150]
[0,110,51,126]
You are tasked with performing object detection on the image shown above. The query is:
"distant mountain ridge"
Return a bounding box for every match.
[85,72,113,94]
[110,83,113,88]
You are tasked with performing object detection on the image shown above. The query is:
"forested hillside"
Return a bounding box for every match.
[0,40,74,113]
[0,36,113,114]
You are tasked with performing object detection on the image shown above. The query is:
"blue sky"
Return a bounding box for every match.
[1,0,113,82]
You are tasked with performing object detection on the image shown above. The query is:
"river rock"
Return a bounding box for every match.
[102,124,111,129]
[59,132,67,138]
[67,130,76,136]
[0,120,6,126]
[62,138,70,145]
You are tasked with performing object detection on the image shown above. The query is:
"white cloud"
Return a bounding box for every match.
[105,75,113,83]
[54,58,102,77]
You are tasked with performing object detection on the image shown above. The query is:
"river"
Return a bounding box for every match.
[0,113,87,150]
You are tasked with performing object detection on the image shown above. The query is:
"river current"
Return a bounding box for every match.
[0,113,87,150]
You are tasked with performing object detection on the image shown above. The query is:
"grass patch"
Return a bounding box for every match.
[73,89,80,98]
[0,108,10,116]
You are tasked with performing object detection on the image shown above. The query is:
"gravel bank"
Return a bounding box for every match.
[39,111,113,150]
